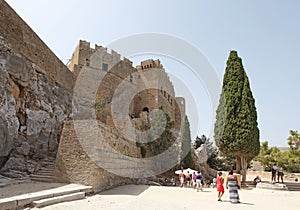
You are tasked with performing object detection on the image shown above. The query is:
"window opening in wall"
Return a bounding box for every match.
[164,91,166,97]
[143,107,149,113]
[86,59,90,67]
[102,63,108,71]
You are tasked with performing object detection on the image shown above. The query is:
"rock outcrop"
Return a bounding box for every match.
[0,0,73,178]
[192,145,217,180]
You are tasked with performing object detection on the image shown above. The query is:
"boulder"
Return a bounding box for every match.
[195,144,208,164]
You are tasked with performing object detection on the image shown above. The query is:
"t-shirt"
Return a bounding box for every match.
[196,174,203,180]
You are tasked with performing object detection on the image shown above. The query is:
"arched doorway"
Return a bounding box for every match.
[142,107,149,113]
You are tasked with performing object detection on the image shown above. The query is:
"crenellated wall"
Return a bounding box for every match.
[0,0,187,188]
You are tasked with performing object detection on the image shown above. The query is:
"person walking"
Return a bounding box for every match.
[192,171,197,188]
[179,170,185,187]
[196,171,203,192]
[226,170,240,203]
[185,171,191,187]
[216,171,225,201]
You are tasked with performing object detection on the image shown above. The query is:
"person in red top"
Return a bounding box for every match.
[217,171,225,201]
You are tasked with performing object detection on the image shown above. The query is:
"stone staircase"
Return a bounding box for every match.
[241,181,256,189]
[30,161,55,183]
[244,181,300,191]
[0,184,93,209]
[284,182,300,191]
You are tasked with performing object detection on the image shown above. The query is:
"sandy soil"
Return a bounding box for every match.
[38,184,300,210]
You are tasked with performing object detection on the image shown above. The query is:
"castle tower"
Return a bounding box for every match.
[68,41,185,130]
[131,59,176,122]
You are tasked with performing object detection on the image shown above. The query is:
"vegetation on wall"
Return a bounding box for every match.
[135,106,175,158]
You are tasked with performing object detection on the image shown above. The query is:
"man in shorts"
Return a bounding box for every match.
[271,163,277,183]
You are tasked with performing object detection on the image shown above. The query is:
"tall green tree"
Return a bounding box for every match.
[214,50,260,182]
[193,135,207,150]
[181,116,193,168]
[287,130,300,154]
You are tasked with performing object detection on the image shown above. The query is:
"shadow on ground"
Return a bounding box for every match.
[0,182,66,199]
[98,184,150,196]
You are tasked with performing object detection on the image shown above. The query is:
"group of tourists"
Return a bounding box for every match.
[216,170,240,203]
[271,163,284,183]
[178,169,240,203]
[178,170,204,192]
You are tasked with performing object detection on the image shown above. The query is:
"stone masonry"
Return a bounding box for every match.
[0,0,73,178]
[54,121,139,192]
[1,0,187,190]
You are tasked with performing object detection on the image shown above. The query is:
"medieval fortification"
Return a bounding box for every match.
[0,0,188,190]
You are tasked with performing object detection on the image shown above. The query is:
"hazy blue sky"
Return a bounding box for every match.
[5,0,300,147]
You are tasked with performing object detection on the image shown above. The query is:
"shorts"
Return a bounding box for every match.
[180,177,184,184]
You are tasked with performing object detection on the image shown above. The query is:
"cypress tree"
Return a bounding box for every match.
[214,50,260,182]
[181,116,193,168]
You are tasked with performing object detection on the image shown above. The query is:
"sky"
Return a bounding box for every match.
[5,0,300,147]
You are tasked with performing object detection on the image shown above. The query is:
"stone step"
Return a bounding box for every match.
[285,182,300,191]
[30,174,54,179]
[36,170,54,174]
[40,166,54,171]
[0,184,93,209]
[31,192,85,208]
[41,162,55,166]
[241,181,256,189]
[40,164,55,168]
[35,171,54,176]
[30,165,55,182]
[36,169,54,173]
[30,177,54,183]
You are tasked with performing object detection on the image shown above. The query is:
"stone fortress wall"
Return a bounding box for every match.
[55,40,186,187]
[0,0,186,190]
[0,0,74,92]
[54,121,142,191]
[0,0,73,177]
[68,40,184,129]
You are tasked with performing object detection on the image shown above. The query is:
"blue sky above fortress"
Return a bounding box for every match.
[6,0,300,147]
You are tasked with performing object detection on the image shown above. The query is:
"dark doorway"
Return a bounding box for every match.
[143,107,149,113]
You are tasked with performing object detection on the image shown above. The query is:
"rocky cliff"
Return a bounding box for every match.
[0,0,73,178]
